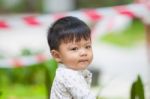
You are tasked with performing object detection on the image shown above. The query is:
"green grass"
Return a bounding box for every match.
[0,84,46,99]
[0,59,58,99]
[100,19,145,47]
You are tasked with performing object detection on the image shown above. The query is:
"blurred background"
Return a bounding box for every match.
[0,0,150,99]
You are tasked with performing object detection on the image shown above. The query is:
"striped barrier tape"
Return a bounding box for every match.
[0,54,50,68]
[0,4,150,30]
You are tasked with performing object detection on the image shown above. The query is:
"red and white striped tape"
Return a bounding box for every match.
[0,54,49,68]
[0,4,149,30]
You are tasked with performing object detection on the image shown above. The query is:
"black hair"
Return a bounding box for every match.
[47,16,91,51]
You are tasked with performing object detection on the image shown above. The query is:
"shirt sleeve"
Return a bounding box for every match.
[62,70,96,99]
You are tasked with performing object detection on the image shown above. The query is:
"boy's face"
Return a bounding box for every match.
[52,38,93,70]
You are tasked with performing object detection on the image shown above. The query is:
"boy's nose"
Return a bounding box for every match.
[79,49,87,56]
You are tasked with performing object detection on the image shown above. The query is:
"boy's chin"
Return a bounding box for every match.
[78,65,88,70]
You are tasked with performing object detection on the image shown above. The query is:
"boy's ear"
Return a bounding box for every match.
[51,50,62,63]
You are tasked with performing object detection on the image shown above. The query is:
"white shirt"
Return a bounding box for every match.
[50,64,96,99]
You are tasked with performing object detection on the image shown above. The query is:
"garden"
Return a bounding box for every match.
[0,0,149,98]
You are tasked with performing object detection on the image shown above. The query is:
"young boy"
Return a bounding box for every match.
[47,16,96,99]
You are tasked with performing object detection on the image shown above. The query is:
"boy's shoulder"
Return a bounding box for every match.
[56,66,78,77]
[54,66,79,84]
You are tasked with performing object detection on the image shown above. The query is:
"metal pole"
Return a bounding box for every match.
[145,24,150,62]
[145,24,150,98]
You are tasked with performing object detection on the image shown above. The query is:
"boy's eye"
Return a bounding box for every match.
[71,47,78,51]
[85,45,91,49]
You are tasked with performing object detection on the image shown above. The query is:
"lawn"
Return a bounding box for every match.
[0,60,58,99]
[0,84,46,99]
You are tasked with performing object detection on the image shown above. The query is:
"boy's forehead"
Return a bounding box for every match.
[61,38,91,45]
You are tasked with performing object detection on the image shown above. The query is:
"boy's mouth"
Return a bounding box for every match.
[79,60,88,63]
